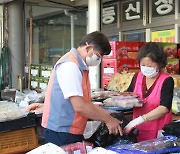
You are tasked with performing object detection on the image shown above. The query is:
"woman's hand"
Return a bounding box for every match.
[124,116,145,134]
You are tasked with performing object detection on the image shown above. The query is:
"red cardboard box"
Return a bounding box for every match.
[117,59,140,72]
[103,41,121,59]
[103,41,146,59]
[102,77,111,89]
[102,58,140,77]
[102,59,118,77]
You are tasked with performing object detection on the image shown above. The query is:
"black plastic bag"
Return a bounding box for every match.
[163,121,180,138]
[86,111,138,148]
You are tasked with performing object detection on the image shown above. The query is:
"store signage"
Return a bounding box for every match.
[152,0,175,17]
[122,0,143,22]
[102,3,117,25]
[152,29,175,43]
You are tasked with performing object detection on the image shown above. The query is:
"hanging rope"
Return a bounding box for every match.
[0,46,12,90]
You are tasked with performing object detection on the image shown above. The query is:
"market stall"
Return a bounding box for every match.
[0,89,45,153]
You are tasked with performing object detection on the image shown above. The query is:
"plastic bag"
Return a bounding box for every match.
[26,143,66,154]
[83,121,101,139]
[15,90,45,106]
[107,136,180,154]
[172,96,180,114]
[163,120,180,137]
[85,112,138,148]
[173,87,180,97]
[87,147,116,154]
[103,98,144,108]
[0,101,28,122]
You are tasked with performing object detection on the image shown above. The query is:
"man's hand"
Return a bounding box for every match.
[105,116,123,136]
[26,103,44,112]
[124,116,145,134]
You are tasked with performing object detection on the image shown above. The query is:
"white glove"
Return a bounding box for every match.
[124,116,145,134]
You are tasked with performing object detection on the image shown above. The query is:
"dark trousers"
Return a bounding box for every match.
[44,128,84,146]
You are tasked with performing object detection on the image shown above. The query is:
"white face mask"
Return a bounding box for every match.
[140,65,159,78]
[86,53,101,66]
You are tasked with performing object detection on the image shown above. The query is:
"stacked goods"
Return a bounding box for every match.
[106,71,135,92]
[101,41,145,89]
[39,65,53,91]
[91,90,118,100]
[0,102,37,153]
[157,42,179,75]
[30,64,53,91]
[102,42,180,89]
[103,92,145,108]
[0,101,28,122]
[30,65,40,90]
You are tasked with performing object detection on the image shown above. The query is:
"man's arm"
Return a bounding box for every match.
[70,96,123,135]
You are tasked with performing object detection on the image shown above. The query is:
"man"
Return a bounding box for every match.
[41,31,123,146]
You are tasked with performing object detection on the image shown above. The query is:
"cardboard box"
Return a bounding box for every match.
[40,65,53,78]
[103,41,146,59]
[102,77,111,89]
[116,42,145,59]
[102,59,118,77]
[30,64,40,77]
[165,58,179,75]
[102,58,140,78]
[117,59,140,72]
[39,77,49,91]
[157,42,178,59]
[30,77,39,90]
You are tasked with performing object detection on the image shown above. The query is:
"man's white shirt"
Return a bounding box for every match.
[56,62,83,99]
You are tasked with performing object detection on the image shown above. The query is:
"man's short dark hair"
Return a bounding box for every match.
[137,42,167,70]
[78,31,111,55]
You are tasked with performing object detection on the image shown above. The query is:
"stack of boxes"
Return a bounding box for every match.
[157,42,180,88]
[30,65,41,90]
[157,42,179,75]
[101,41,146,89]
[30,64,53,91]
[39,65,53,90]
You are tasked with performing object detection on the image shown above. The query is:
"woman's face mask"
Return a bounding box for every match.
[140,65,159,78]
[86,52,101,66]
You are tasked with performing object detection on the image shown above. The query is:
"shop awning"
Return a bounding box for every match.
[0,0,14,4]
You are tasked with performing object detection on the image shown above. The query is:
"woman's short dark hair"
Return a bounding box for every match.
[78,31,111,55]
[137,42,167,69]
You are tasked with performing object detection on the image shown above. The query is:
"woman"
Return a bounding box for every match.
[124,42,174,142]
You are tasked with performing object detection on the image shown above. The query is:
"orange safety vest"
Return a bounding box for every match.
[42,48,91,134]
